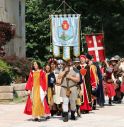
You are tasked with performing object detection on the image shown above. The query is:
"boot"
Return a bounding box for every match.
[76,105,81,117]
[71,111,76,120]
[62,112,68,122]
[92,100,96,110]
[109,98,112,105]
[50,110,56,116]
[57,104,62,116]
[57,110,62,116]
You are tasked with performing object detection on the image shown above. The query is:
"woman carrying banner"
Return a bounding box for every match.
[24,61,50,121]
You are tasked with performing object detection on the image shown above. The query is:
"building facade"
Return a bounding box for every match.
[0,0,26,57]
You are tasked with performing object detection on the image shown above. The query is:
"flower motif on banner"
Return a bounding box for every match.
[62,20,69,30]
[58,20,73,42]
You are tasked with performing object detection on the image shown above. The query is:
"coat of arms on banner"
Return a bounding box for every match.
[58,20,73,42]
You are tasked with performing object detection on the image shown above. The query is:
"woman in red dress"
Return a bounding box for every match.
[24,61,50,121]
[79,55,92,113]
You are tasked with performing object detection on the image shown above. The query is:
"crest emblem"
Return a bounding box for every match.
[58,20,73,42]
[62,20,69,30]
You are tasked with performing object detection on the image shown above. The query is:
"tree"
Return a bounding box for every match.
[26,0,124,61]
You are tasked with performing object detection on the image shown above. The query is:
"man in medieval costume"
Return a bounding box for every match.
[60,62,80,122]
[86,54,99,110]
[93,61,105,107]
[73,57,82,117]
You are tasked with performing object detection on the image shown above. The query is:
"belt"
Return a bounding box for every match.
[55,83,61,86]
[61,85,77,89]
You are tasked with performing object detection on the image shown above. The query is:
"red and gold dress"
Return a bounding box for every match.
[25,70,50,117]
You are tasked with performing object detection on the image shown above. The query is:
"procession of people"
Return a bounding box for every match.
[24,54,124,122]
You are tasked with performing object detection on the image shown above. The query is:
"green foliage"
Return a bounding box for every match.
[26,0,54,61]
[0,59,12,85]
[26,0,124,60]
[0,59,11,73]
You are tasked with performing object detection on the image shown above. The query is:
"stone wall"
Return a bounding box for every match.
[0,83,27,102]
[0,86,13,101]
[12,83,28,98]
[0,0,26,58]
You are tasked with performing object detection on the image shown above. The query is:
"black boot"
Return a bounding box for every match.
[62,112,68,122]
[57,111,61,116]
[57,104,62,116]
[76,105,81,117]
[71,111,76,120]
[109,98,112,105]
[92,100,96,110]
[51,110,56,116]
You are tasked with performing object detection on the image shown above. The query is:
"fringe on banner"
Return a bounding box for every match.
[53,45,60,57]
[63,47,70,61]
[73,46,80,57]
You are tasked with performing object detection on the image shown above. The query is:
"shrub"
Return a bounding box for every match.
[0,71,12,86]
[0,59,12,86]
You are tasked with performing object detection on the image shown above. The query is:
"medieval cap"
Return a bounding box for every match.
[86,54,93,60]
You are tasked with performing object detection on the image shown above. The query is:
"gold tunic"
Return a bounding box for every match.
[32,71,44,117]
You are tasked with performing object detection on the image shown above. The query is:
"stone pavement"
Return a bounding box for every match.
[0,101,124,127]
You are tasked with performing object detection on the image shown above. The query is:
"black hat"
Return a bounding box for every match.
[86,54,93,60]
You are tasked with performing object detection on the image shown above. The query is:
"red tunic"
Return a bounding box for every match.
[105,82,116,98]
[25,70,47,91]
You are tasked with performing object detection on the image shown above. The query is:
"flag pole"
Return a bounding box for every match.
[101,17,104,38]
[101,17,106,61]
[63,0,66,14]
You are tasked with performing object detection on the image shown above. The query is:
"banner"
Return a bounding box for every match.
[85,34,105,62]
[51,14,80,47]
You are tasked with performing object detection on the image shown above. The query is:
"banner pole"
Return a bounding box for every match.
[63,0,66,14]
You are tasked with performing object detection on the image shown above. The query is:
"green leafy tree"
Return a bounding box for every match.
[26,0,124,60]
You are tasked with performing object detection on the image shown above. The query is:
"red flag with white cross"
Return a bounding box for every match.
[85,33,106,62]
